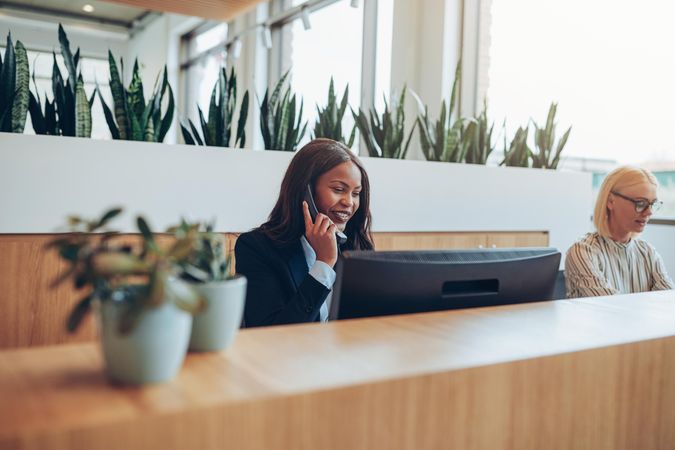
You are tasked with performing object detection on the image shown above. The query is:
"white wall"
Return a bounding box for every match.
[0,133,592,266]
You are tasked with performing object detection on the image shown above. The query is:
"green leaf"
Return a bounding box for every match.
[74,76,92,137]
[136,216,156,247]
[11,41,29,133]
[127,59,146,120]
[235,90,249,148]
[188,118,204,145]
[0,34,16,132]
[180,119,196,145]
[28,91,46,134]
[96,207,123,228]
[66,294,92,333]
[108,51,129,139]
[96,84,120,139]
[158,84,174,142]
[58,24,77,94]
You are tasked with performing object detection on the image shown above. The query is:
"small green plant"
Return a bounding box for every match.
[531,102,571,169]
[353,85,416,159]
[0,32,29,133]
[48,208,204,334]
[97,52,175,142]
[260,71,307,151]
[463,101,496,165]
[170,221,233,282]
[180,67,249,147]
[413,61,466,162]
[28,24,93,137]
[500,126,531,167]
[312,77,356,147]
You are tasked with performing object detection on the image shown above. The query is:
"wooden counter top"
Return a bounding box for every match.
[2,290,675,449]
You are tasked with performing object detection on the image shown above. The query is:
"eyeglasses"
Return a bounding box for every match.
[611,191,663,213]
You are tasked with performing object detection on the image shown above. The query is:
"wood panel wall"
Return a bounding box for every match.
[0,231,548,349]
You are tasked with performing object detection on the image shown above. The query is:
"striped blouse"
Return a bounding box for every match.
[565,232,674,298]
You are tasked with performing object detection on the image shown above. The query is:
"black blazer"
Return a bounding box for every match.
[235,229,330,327]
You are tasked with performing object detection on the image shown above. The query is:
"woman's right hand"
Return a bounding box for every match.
[303,201,338,267]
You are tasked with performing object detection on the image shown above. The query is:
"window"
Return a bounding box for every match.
[275,0,364,147]
[180,23,229,127]
[484,0,675,217]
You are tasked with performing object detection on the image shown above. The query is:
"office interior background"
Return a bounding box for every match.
[1,0,673,267]
[3,2,675,448]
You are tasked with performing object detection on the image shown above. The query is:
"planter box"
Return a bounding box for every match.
[0,133,592,257]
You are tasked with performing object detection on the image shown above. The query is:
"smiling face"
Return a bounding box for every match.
[607,181,658,241]
[313,161,362,232]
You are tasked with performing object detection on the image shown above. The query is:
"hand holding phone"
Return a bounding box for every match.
[304,185,347,245]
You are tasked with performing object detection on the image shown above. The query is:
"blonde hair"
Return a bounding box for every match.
[594,166,658,237]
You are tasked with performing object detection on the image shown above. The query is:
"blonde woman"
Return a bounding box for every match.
[565,166,674,298]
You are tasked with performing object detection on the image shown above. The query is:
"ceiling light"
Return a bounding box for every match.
[82,4,95,13]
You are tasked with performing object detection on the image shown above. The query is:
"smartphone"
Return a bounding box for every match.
[305,184,347,245]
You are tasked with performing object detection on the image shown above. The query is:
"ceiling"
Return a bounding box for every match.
[102,0,261,22]
[0,0,263,28]
[0,0,151,28]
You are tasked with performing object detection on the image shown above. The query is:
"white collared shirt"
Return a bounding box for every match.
[300,236,336,322]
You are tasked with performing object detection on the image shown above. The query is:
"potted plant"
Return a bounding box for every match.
[260,70,307,152]
[97,52,175,142]
[170,221,247,352]
[48,207,204,384]
[312,77,356,147]
[531,102,571,169]
[28,24,93,137]
[413,62,466,163]
[352,85,416,159]
[180,67,249,147]
[463,100,496,165]
[500,125,531,167]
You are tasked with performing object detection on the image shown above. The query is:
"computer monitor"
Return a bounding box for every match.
[329,247,561,320]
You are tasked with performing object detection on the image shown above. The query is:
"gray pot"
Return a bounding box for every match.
[95,299,192,385]
[189,275,247,352]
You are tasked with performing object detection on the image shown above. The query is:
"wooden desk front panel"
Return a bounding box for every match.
[1,292,675,450]
[0,231,548,349]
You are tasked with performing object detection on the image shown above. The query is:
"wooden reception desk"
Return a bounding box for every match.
[2,291,675,450]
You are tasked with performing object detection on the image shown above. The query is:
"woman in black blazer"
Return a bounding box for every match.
[235,139,374,327]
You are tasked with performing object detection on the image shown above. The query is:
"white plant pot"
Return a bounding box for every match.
[189,275,247,352]
[94,299,192,385]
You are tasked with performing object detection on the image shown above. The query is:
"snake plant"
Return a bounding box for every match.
[0,32,29,133]
[180,67,249,147]
[352,85,416,159]
[413,62,465,162]
[260,71,307,152]
[312,77,356,147]
[531,102,571,169]
[463,101,495,165]
[28,24,93,137]
[500,126,531,167]
[97,52,175,142]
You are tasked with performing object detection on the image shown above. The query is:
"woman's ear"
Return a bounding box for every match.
[607,194,615,211]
